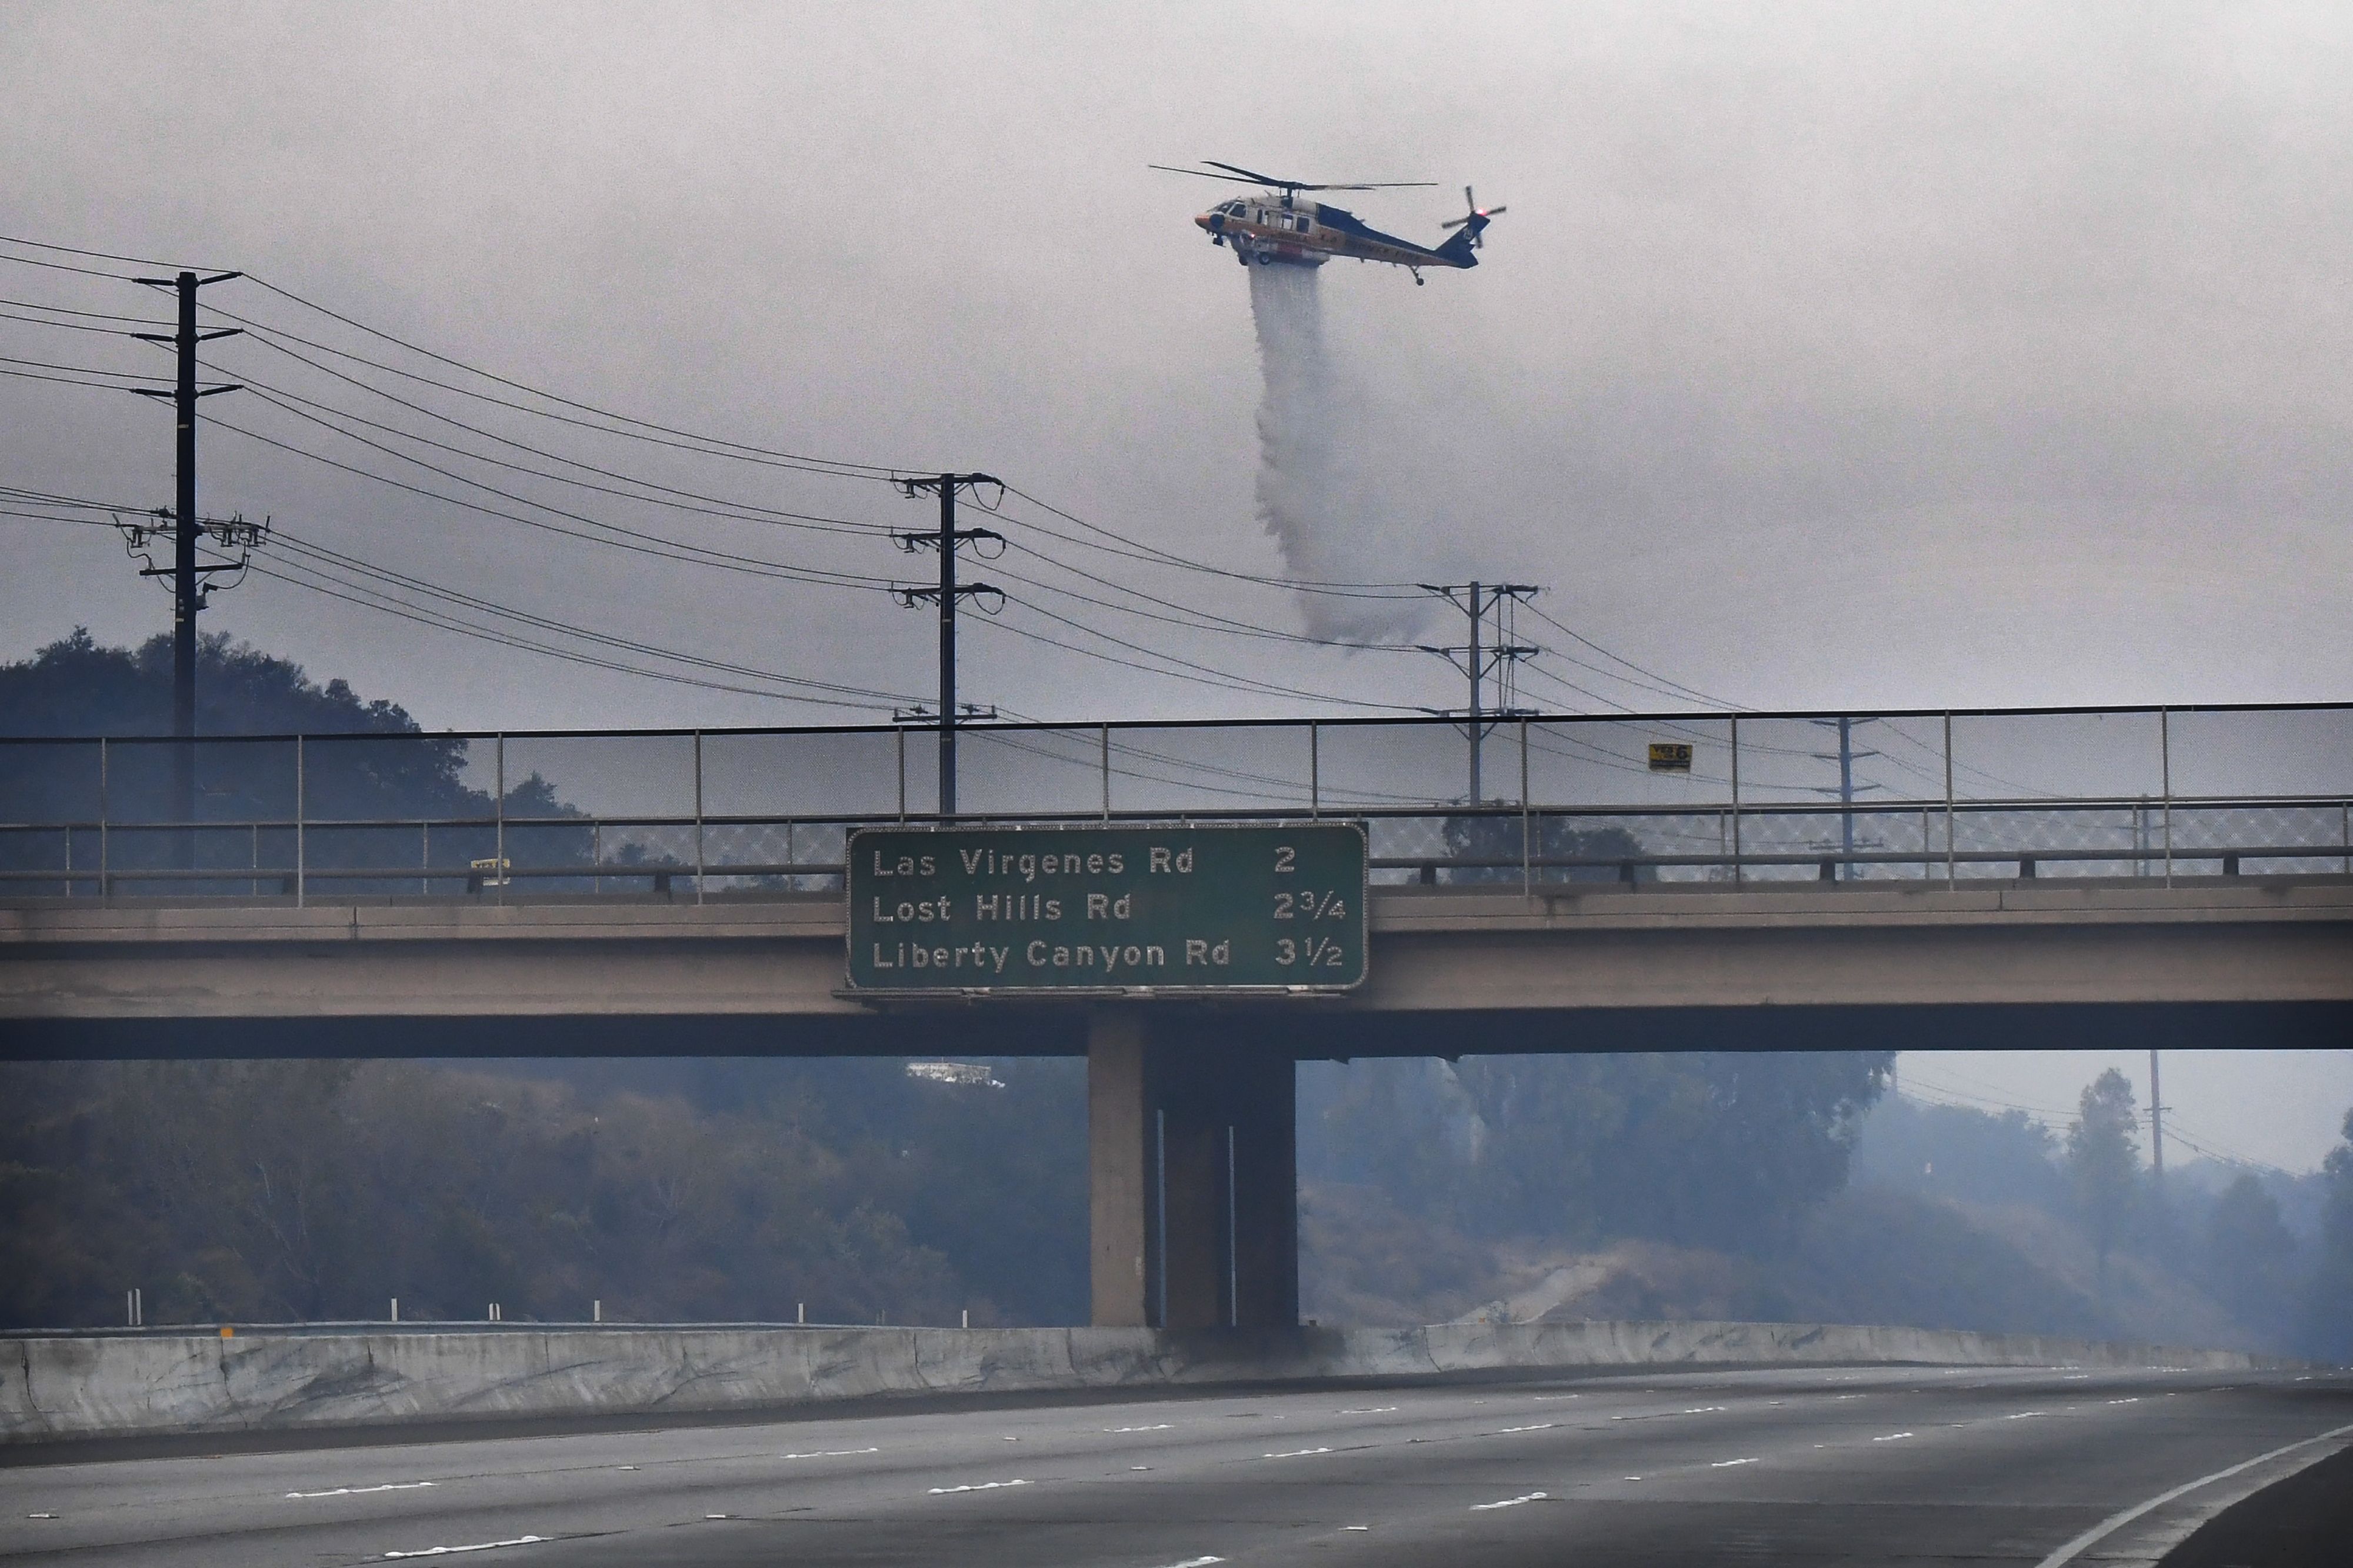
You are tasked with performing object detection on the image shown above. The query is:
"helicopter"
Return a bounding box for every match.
[1150,160,1504,284]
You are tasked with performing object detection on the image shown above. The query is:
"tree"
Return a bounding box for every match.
[0,628,424,738]
[1,630,585,892]
[2201,1172,2299,1345]
[2067,1069,2140,1292]
[2299,1108,2353,1363]
[1302,1051,1894,1253]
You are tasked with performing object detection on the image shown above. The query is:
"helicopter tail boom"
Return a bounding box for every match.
[1432,211,1487,266]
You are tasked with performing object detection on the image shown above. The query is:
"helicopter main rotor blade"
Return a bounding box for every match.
[1197,159,1438,191]
[1148,164,1273,185]
[1201,159,1297,186]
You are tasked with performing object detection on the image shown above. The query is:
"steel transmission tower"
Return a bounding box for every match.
[1808,716,1886,879]
[1419,582,1540,803]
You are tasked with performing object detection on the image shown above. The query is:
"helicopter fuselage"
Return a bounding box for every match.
[1195,191,1481,275]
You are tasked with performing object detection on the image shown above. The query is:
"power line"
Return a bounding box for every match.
[217,368,896,539]
[211,330,904,532]
[235,273,913,483]
[0,233,202,269]
[0,235,915,483]
[201,408,901,590]
[1519,599,1744,710]
[988,589,1427,713]
[991,484,1425,600]
[271,530,914,705]
[251,556,896,712]
[0,249,144,283]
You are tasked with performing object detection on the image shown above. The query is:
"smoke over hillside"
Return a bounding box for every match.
[1247,263,1425,640]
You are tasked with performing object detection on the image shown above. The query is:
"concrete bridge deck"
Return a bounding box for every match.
[5,877,2348,1056]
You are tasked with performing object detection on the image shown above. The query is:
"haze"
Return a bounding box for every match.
[1,2,2345,1167]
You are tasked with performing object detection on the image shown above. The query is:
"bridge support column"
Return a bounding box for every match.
[1088,1009,1297,1330]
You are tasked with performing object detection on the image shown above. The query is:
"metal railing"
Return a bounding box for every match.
[4,705,2348,901]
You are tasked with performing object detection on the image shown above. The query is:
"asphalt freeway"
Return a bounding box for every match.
[4,1365,2348,1567]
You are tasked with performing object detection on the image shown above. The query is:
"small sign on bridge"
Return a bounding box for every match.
[845,823,1367,995]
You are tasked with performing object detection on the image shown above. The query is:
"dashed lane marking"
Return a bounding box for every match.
[1261,1447,1333,1460]
[1105,1424,1175,1433]
[1872,1433,1916,1443]
[780,1447,880,1459]
[289,1482,437,1499]
[927,1479,1031,1495]
[1470,1492,1549,1511]
[382,1537,547,1559]
[1151,1557,1224,1567]
[1492,1423,1558,1434]
[1710,1458,1761,1469]
[1338,1407,1398,1414]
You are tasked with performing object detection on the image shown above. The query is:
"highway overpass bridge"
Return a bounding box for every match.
[5,705,2349,1329]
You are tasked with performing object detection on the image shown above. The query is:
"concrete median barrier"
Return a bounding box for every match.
[0,1319,2299,1446]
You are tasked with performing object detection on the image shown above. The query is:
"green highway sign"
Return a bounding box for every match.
[845,823,1367,995]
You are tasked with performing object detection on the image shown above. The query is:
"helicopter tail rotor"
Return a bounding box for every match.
[1438,185,1507,248]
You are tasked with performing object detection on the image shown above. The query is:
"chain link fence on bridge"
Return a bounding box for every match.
[4,707,2348,899]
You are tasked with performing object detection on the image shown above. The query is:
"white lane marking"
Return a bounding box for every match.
[1338,1406,1398,1414]
[382,1537,546,1559]
[2005,1412,2047,1420]
[1261,1447,1333,1460]
[1623,1476,1642,1482]
[290,1482,438,1500]
[1151,1558,1224,1567]
[927,1479,1031,1494]
[616,1466,637,1471]
[1711,1457,1760,1468]
[1105,1424,1175,1433]
[1872,1432,1916,1443]
[1343,1524,1370,1530]
[1471,1491,1549,1510]
[27,1513,57,1519]
[2105,1397,2141,1405]
[1684,1406,1729,1414]
[1493,1423,1557,1434]
[780,1447,881,1459]
[1131,1466,1151,1471]
[2032,1421,2353,1568]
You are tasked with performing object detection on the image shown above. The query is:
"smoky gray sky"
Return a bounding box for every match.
[2,4,2346,1166]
